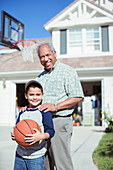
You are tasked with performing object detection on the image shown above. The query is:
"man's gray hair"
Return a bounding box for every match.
[37,42,56,56]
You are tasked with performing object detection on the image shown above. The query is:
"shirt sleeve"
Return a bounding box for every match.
[41,110,55,140]
[64,67,84,98]
[16,111,23,125]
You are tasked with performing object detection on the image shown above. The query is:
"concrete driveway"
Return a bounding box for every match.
[0,126,105,170]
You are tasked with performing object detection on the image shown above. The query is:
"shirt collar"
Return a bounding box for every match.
[44,60,59,73]
[26,107,38,111]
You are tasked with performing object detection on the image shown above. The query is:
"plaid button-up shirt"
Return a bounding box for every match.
[36,60,84,116]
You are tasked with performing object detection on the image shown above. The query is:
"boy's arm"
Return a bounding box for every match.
[25,111,55,145]
[16,110,23,124]
[25,129,50,145]
[41,110,55,140]
[11,111,23,142]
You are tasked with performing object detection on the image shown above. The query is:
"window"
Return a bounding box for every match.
[68,27,100,53]
[86,27,100,51]
[69,28,82,47]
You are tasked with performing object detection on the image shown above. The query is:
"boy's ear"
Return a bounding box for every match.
[25,93,28,99]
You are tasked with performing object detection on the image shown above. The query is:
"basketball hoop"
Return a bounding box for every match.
[15,39,36,62]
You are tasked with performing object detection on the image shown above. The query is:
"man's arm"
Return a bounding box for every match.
[38,97,83,113]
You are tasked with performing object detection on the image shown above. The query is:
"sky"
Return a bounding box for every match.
[0,0,74,39]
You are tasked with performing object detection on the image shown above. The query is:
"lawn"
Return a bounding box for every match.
[93,132,113,170]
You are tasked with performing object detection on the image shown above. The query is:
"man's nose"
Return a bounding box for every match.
[44,56,49,61]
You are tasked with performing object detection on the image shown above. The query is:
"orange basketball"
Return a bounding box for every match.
[14,119,41,147]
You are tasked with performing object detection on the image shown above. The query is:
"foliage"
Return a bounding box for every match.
[102,111,113,132]
[93,133,113,170]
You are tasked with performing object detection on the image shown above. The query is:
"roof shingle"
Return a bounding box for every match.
[0,38,113,73]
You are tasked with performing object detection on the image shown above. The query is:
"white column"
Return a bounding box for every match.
[0,80,16,126]
[102,77,113,126]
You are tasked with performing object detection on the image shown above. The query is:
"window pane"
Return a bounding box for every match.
[69,28,82,47]
[86,27,100,51]
[94,32,99,38]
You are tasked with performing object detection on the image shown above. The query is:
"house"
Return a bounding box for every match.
[0,0,113,126]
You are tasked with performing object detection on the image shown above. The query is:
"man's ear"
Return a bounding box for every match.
[54,51,57,58]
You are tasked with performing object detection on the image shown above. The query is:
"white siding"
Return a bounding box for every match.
[91,0,113,11]
[103,77,113,118]
[52,30,60,56]
[0,81,16,126]
[103,0,113,12]
[109,25,113,53]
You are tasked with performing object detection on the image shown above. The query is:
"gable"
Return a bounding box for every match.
[44,0,113,32]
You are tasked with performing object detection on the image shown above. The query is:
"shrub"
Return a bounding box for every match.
[103,111,113,132]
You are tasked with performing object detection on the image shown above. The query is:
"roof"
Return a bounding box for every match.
[0,37,113,73]
[0,38,52,72]
[44,0,113,30]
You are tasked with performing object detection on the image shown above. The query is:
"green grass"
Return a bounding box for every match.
[93,132,113,170]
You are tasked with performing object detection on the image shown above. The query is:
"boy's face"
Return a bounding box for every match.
[25,87,44,108]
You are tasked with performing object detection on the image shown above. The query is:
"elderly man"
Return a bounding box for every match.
[36,42,84,170]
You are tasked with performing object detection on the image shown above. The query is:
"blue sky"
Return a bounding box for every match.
[0,0,74,39]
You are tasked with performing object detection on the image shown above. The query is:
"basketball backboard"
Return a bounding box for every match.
[0,10,24,49]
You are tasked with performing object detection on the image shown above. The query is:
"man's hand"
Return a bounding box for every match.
[21,106,27,112]
[38,103,56,112]
[38,97,83,113]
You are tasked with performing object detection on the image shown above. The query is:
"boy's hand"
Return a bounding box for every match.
[11,130,15,141]
[25,128,42,146]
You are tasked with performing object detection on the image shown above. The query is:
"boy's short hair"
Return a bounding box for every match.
[25,80,43,93]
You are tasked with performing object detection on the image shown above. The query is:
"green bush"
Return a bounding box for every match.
[103,111,113,132]
[93,133,113,170]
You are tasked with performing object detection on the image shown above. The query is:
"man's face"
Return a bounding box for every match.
[38,44,57,71]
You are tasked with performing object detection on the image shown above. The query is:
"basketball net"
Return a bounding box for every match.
[16,39,36,62]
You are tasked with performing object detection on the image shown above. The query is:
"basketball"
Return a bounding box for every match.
[14,119,41,147]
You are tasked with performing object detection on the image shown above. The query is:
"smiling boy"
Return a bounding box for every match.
[11,80,55,170]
